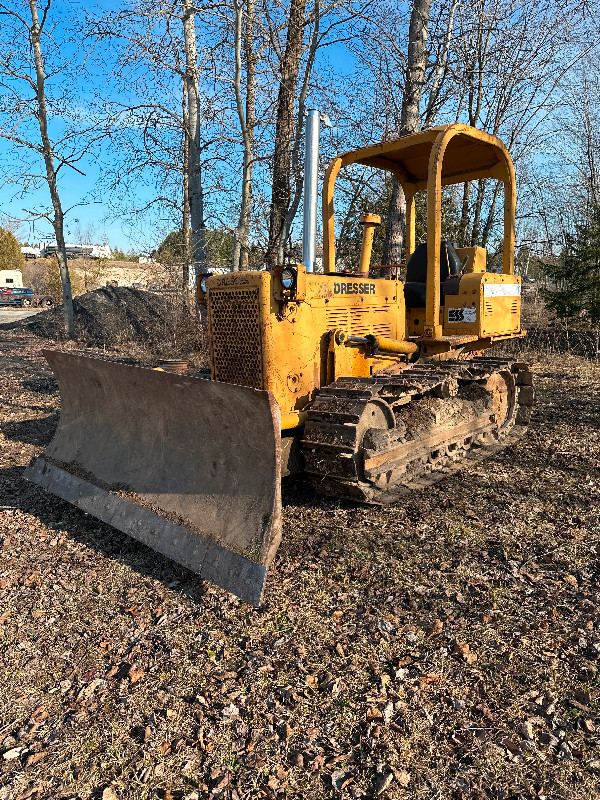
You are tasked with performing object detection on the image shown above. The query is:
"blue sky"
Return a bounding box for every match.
[0,0,360,254]
[0,1,146,250]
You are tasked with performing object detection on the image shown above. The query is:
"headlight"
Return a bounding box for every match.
[199,274,210,293]
[280,267,296,290]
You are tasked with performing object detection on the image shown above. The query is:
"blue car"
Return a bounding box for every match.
[0,287,35,307]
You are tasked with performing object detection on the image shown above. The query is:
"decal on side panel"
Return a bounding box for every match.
[448,307,477,323]
[483,284,521,297]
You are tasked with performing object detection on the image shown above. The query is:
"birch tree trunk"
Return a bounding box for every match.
[232,0,256,271]
[182,0,207,278]
[28,0,74,338]
[382,0,433,266]
[265,0,307,269]
[182,79,191,288]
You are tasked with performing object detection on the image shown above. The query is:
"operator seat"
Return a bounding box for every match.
[403,241,462,308]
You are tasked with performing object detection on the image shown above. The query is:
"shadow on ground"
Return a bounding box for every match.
[0,464,208,606]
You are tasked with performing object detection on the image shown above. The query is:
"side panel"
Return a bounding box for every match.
[480,279,521,336]
[443,273,521,337]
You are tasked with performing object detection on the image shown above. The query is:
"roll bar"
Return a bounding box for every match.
[322,123,516,339]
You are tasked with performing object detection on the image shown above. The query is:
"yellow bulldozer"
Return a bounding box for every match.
[26,123,533,605]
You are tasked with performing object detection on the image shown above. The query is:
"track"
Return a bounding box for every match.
[302,357,534,503]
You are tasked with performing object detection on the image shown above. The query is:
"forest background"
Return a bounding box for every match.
[0,0,599,315]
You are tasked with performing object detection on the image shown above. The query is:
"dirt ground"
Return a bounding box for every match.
[0,329,599,800]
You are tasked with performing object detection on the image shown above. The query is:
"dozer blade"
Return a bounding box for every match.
[25,350,282,606]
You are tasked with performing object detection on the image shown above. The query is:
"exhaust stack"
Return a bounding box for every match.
[303,109,330,273]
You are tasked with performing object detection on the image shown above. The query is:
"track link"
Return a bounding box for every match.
[302,357,534,503]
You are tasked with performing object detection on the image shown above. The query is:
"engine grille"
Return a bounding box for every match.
[209,288,263,389]
[350,307,392,337]
[325,308,348,331]
[326,307,393,337]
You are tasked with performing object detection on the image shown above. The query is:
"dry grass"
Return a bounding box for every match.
[0,331,599,800]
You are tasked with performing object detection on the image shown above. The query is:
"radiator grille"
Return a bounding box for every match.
[510,300,519,314]
[209,288,263,389]
[484,301,494,315]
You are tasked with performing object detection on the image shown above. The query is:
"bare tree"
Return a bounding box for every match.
[89,0,229,284]
[260,0,366,267]
[446,0,589,250]
[0,0,82,336]
[182,79,191,286]
[182,0,208,278]
[381,0,433,265]
[265,0,308,268]
[231,0,257,271]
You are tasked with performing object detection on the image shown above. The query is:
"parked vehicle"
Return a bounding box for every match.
[21,247,42,259]
[0,287,54,308]
[0,287,34,307]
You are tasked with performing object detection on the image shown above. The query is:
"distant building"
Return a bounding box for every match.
[21,246,42,259]
[0,270,23,288]
[41,242,112,260]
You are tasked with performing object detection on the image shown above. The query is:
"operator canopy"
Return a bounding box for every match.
[335,123,513,188]
[323,123,516,278]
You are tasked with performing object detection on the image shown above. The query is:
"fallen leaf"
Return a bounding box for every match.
[331,769,354,790]
[375,771,394,795]
[222,704,240,722]
[25,751,48,767]
[128,665,144,683]
[3,746,25,761]
[278,722,293,740]
[453,640,478,664]
[521,721,534,740]
[396,769,410,787]
[382,701,394,723]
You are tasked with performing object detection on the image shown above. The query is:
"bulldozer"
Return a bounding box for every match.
[26,122,533,605]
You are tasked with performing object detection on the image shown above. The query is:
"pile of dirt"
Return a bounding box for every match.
[2,286,190,351]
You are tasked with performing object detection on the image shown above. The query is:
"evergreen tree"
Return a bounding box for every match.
[154,229,234,268]
[0,228,25,271]
[545,206,600,326]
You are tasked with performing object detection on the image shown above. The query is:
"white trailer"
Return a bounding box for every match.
[0,270,24,288]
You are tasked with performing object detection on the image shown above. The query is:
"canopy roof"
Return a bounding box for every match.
[322,124,517,311]
[337,124,512,189]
